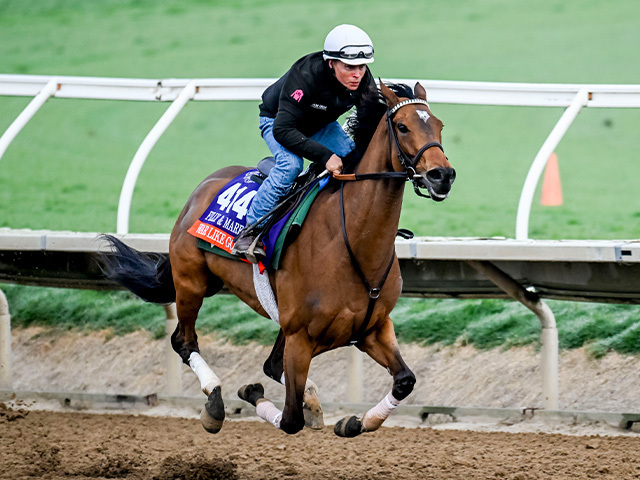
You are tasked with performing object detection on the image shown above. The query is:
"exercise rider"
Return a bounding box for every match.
[232,24,377,262]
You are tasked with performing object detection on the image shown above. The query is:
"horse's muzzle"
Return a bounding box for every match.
[421,167,456,202]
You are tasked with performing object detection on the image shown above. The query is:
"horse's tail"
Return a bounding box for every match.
[97,234,176,304]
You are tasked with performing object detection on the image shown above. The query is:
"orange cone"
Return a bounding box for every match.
[540,152,563,206]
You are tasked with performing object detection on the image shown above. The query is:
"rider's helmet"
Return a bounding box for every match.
[322,24,374,65]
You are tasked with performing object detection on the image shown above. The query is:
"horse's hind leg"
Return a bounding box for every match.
[263,329,324,429]
[172,265,226,434]
[334,316,416,438]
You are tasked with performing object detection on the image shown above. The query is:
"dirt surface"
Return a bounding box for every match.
[10,327,640,412]
[5,327,640,479]
[2,403,640,480]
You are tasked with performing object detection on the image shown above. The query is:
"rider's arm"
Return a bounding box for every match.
[272,105,335,167]
[271,70,335,168]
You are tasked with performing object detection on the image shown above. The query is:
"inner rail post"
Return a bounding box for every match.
[0,288,11,390]
[466,260,559,410]
[515,87,589,240]
[116,80,197,234]
[0,78,58,162]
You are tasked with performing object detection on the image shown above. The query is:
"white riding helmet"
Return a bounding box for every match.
[322,24,374,65]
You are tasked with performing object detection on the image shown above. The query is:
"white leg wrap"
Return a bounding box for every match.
[188,352,221,396]
[362,391,400,432]
[256,400,282,429]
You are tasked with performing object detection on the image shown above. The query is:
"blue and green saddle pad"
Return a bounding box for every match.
[188,169,329,269]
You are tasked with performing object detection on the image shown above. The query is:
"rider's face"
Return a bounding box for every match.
[330,60,367,91]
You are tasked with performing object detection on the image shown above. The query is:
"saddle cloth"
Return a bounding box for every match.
[188,168,328,269]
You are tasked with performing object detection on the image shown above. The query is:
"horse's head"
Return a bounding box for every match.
[380,81,456,201]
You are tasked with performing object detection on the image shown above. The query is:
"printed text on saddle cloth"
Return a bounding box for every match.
[187,170,259,253]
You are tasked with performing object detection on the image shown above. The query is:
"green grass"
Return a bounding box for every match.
[1,0,639,238]
[1,0,639,353]
[4,284,639,356]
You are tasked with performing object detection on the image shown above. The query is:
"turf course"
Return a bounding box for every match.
[1,0,639,353]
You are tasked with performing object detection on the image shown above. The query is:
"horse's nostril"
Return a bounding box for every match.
[426,169,443,182]
[426,167,456,186]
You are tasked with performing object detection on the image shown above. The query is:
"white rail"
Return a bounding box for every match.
[2,74,640,237]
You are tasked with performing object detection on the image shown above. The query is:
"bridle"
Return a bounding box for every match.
[385,98,445,199]
[339,97,446,345]
[334,98,446,199]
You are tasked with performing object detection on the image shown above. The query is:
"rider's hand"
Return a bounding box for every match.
[326,154,343,176]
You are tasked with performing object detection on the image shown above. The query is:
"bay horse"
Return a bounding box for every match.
[100,81,455,437]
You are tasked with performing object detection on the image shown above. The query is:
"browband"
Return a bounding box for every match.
[387,98,430,117]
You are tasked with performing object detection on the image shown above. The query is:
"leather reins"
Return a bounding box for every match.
[337,98,446,344]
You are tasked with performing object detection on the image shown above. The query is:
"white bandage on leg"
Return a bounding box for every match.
[362,391,400,432]
[188,352,221,396]
[256,400,282,429]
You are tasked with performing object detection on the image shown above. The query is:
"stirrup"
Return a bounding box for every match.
[244,235,265,264]
[232,231,265,264]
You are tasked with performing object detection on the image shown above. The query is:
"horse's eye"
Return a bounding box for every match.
[397,123,409,133]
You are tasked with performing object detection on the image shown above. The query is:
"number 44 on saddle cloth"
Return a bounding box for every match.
[187,169,327,269]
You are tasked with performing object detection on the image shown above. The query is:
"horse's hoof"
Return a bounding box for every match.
[303,403,324,430]
[280,416,305,435]
[201,386,225,434]
[334,415,364,438]
[303,385,324,430]
[237,383,264,407]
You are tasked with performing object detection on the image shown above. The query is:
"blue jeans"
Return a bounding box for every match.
[246,116,355,226]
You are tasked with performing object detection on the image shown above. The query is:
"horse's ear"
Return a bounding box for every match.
[379,79,399,108]
[414,82,427,101]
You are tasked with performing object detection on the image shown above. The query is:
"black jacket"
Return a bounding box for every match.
[259,52,376,166]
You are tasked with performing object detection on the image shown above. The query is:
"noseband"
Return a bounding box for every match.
[386,98,445,199]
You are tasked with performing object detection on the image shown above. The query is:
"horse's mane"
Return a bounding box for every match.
[344,83,414,169]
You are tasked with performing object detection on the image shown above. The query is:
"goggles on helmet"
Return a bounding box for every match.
[323,44,374,60]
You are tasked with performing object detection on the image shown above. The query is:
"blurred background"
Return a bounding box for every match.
[1,0,639,238]
[1,0,639,351]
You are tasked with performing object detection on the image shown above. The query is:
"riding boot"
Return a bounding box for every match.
[231,229,266,264]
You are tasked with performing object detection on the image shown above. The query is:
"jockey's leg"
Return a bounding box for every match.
[246,117,304,226]
[246,118,353,227]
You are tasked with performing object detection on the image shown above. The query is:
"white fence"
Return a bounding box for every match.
[2,74,640,238]
[1,75,640,412]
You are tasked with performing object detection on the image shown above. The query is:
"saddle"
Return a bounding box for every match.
[246,156,325,237]
[188,158,327,268]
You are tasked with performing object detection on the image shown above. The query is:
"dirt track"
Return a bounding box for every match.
[6,328,640,479]
[2,404,640,480]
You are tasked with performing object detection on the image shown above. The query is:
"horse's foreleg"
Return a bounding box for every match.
[279,331,312,434]
[263,329,324,429]
[239,332,311,434]
[334,316,415,438]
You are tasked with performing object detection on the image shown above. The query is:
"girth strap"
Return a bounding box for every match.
[340,182,396,345]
